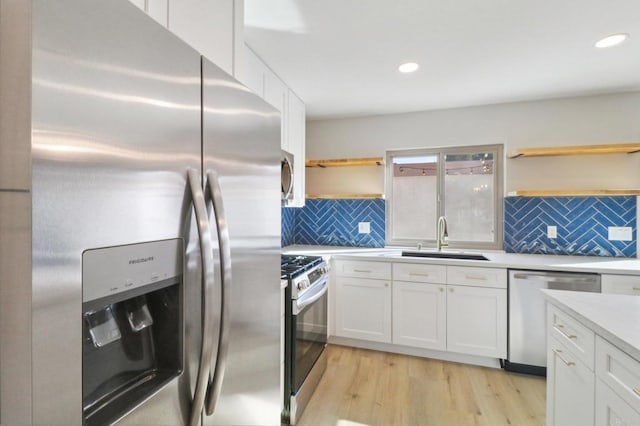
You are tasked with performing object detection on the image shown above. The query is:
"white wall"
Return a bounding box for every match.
[306,92,640,195]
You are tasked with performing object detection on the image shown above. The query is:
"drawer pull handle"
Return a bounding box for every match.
[553,349,575,367]
[409,272,430,277]
[554,323,577,339]
[633,388,640,397]
[464,274,486,281]
[353,269,372,273]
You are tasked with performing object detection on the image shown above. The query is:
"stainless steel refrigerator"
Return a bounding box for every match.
[0,0,281,424]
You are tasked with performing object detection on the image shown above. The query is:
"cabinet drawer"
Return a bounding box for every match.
[447,266,506,289]
[334,260,391,280]
[393,263,446,284]
[602,274,640,296]
[548,305,595,370]
[596,336,640,413]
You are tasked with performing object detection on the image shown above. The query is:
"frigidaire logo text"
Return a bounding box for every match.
[129,256,154,265]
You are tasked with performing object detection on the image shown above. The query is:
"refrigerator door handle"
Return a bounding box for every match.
[204,170,232,416]
[187,168,217,426]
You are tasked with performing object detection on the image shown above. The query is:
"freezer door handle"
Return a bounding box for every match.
[187,168,217,426]
[511,273,598,284]
[204,170,232,416]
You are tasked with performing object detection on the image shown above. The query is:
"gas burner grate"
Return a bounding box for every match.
[281,254,323,279]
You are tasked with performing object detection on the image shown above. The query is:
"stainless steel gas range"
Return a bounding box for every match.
[281,255,330,425]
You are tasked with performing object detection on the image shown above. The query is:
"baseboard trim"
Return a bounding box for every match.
[328,336,502,369]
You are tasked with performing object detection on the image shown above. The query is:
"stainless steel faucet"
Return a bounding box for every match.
[436,216,448,251]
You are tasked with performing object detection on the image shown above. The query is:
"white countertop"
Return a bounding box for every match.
[282,245,640,276]
[542,289,640,362]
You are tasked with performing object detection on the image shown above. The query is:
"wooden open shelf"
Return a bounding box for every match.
[507,189,640,197]
[507,143,640,159]
[306,193,383,199]
[305,157,384,168]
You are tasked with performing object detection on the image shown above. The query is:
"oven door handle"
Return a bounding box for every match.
[294,279,328,315]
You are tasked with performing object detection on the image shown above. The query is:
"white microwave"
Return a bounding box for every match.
[281,150,294,206]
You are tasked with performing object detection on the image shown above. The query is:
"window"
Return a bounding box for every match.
[385,144,503,249]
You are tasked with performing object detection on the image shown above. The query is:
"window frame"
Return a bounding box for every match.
[385,144,504,250]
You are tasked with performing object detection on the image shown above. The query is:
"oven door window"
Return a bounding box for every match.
[292,286,327,392]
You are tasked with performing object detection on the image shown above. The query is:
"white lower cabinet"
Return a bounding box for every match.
[546,336,594,426]
[333,260,507,361]
[602,274,640,296]
[392,281,446,350]
[334,276,391,343]
[546,303,640,426]
[446,285,507,358]
[596,379,640,426]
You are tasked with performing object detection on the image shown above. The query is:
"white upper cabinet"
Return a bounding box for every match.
[129,0,145,10]
[129,0,239,75]
[287,90,306,207]
[147,0,169,27]
[238,47,266,97]
[168,0,234,75]
[264,69,288,113]
[237,43,307,207]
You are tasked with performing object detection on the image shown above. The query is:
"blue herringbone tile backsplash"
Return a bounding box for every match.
[281,207,295,247]
[504,196,637,257]
[282,196,637,256]
[283,199,385,247]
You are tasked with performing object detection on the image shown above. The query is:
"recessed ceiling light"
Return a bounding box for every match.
[398,62,419,73]
[594,33,629,49]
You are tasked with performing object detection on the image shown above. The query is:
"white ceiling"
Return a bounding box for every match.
[243,0,640,120]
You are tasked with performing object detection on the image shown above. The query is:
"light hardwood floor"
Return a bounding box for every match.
[298,345,546,426]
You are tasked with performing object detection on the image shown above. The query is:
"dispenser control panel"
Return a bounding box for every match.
[82,239,183,302]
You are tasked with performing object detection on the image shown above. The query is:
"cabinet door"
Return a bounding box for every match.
[287,90,306,207]
[168,0,234,74]
[335,277,391,343]
[147,0,168,27]
[263,69,288,158]
[237,45,266,97]
[264,69,288,114]
[393,281,446,350]
[546,337,595,426]
[128,0,167,27]
[602,274,640,296]
[129,0,145,10]
[446,285,506,358]
[596,379,640,426]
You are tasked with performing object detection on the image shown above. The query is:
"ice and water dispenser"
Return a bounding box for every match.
[82,239,183,425]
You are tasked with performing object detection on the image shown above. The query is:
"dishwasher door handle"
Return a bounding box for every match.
[512,273,598,284]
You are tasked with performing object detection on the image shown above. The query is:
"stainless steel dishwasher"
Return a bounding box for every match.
[505,269,601,376]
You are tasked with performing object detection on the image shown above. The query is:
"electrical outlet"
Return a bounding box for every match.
[608,226,632,241]
[547,225,557,239]
[358,222,371,234]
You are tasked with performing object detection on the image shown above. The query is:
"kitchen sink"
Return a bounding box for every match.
[401,251,490,261]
